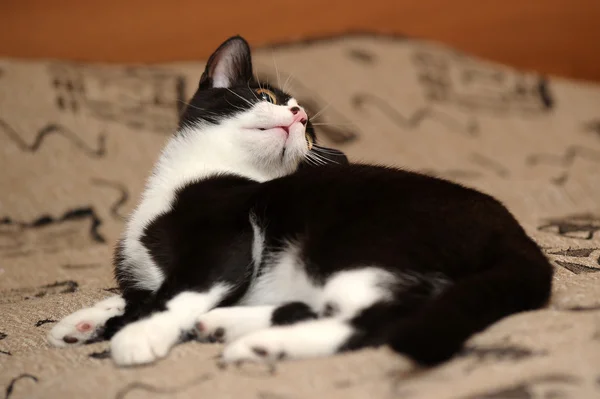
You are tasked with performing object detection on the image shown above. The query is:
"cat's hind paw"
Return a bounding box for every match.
[218,319,353,368]
[195,306,275,344]
[48,295,125,348]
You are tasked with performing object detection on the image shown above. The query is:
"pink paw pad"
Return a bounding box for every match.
[76,321,94,332]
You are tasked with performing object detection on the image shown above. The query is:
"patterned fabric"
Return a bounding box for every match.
[0,34,599,399]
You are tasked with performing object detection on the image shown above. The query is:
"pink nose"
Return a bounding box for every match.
[290,106,308,125]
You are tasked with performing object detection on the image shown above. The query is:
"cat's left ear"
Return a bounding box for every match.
[199,36,253,90]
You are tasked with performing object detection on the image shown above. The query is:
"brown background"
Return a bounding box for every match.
[1,0,599,82]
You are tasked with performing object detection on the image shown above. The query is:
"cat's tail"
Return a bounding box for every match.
[384,241,553,365]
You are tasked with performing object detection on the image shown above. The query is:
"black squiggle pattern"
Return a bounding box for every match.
[352,93,478,136]
[554,261,600,274]
[346,48,375,63]
[4,374,38,399]
[460,374,578,399]
[412,48,553,114]
[526,145,600,185]
[34,281,79,297]
[0,350,11,356]
[49,63,186,134]
[90,178,130,221]
[584,119,600,139]
[114,373,213,399]
[34,319,57,327]
[459,345,545,361]
[257,391,296,399]
[62,263,100,270]
[0,206,106,246]
[89,349,111,359]
[561,305,600,312]
[0,119,106,158]
[0,332,6,340]
[538,214,600,241]
[548,248,597,257]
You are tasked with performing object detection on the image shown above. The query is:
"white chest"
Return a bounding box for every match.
[239,244,322,308]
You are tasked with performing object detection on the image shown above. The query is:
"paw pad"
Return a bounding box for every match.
[251,346,269,357]
[208,327,225,343]
[63,336,78,344]
[76,322,93,332]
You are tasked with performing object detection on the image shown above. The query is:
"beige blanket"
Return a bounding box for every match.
[1,34,599,399]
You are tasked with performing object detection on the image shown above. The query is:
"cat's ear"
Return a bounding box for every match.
[199,36,253,90]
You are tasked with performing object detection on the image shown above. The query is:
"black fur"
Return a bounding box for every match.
[107,36,553,366]
[271,302,318,326]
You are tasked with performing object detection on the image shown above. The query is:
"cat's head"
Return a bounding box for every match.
[178,36,347,180]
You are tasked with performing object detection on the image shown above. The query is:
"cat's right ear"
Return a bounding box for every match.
[199,36,253,90]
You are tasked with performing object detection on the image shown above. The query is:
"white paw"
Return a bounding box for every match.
[219,319,353,366]
[110,313,180,366]
[195,306,274,343]
[48,296,125,348]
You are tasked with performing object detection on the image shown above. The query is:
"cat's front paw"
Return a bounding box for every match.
[48,296,125,347]
[110,315,179,366]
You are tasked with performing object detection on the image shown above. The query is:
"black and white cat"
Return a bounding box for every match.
[48,36,553,368]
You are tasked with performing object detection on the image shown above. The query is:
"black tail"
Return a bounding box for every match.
[386,244,553,365]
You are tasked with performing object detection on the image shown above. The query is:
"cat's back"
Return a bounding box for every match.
[261,163,502,211]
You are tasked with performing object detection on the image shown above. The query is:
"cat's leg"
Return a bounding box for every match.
[195,302,318,343]
[218,268,399,365]
[48,295,126,347]
[387,248,553,365]
[110,284,234,366]
[220,318,354,364]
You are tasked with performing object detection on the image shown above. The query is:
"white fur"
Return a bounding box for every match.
[249,213,265,280]
[111,285,229,366]
[319,268,396,319]
[48,295,125,347]
[120,98,309,292]
[221,319,353,364]
[196,305,276,343]
[218,267,398,365]
[239,242,321,308]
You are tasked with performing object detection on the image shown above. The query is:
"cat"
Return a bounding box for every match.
[48,36,553,368]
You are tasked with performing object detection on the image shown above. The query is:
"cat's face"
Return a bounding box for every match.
[178,36,328,178]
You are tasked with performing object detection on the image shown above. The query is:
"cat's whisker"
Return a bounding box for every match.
[247,82,260,102]
[305,153,327,166]
[310,151,337,165]
[312,145,343,154]
[303,156,320,166]
[254,72,263,91]
[312,149,341,159]
[225,99,247,112]
[282,72,295,93]
[176,100,221,119]
[312,149,339,162]
[310,103,331,121]
[226,88,253,106]
[272,54,282,89]
[310,122,356,127]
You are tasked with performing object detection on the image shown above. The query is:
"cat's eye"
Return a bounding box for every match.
[306,134,313,150]
[256,89,277,104]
